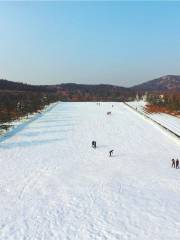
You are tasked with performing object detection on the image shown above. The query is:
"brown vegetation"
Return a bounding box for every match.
[146,92,180,116]
[145,104,180,116]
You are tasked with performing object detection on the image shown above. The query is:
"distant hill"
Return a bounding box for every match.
[0,80,135,101]
[132,75,180,92]
[0,74,180,101]
[55,83,134,100]
[0,79,54,92]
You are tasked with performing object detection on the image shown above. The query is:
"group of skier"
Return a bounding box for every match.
[96,103,179,168]
[171,158,179,169]
[92,104,115,156]
[92,141,114,157]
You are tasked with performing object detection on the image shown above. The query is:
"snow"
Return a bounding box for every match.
[0,103,57,140]
[0,102,180,240]
[128,101,180,136]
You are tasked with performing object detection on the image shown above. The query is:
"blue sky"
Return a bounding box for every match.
[0,1,180,86]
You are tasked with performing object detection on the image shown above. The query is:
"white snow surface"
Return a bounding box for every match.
[0,102,180,240]
[128,101,180,136]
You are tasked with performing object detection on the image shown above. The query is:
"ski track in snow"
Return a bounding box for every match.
[0,102,180,240]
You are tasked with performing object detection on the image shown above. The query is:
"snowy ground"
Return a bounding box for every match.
[0,103,57,138]
[0,102,180,240]
[128,101,180,136]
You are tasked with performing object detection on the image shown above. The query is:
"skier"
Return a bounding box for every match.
[176,159,179,169]
[171,158,175,168]
[109,150,114,157]
[92,141,96,148]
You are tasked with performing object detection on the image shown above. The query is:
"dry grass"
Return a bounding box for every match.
[145,104,180,116]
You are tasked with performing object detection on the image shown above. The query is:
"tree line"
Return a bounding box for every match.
[147,93,180,113]
[0,91,59,127]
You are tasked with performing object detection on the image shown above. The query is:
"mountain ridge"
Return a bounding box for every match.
[0,75,179,99]
[131,75,180,92]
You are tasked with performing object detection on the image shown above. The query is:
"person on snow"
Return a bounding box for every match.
[109,150,114,157]
[92,141,96,148]
[176,159,179,169]
[172,158,175,168]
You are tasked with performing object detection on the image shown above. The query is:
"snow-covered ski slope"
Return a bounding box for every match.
[0,102,180,240]
[128,101,180,136]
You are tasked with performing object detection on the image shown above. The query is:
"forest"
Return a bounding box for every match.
[0,91,59,131]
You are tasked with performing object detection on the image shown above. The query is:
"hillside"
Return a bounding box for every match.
[55,83,135,101]
[0,80,135,101]
[0,79,54,92]
[132,75,180,92]
[1,75,180,101]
